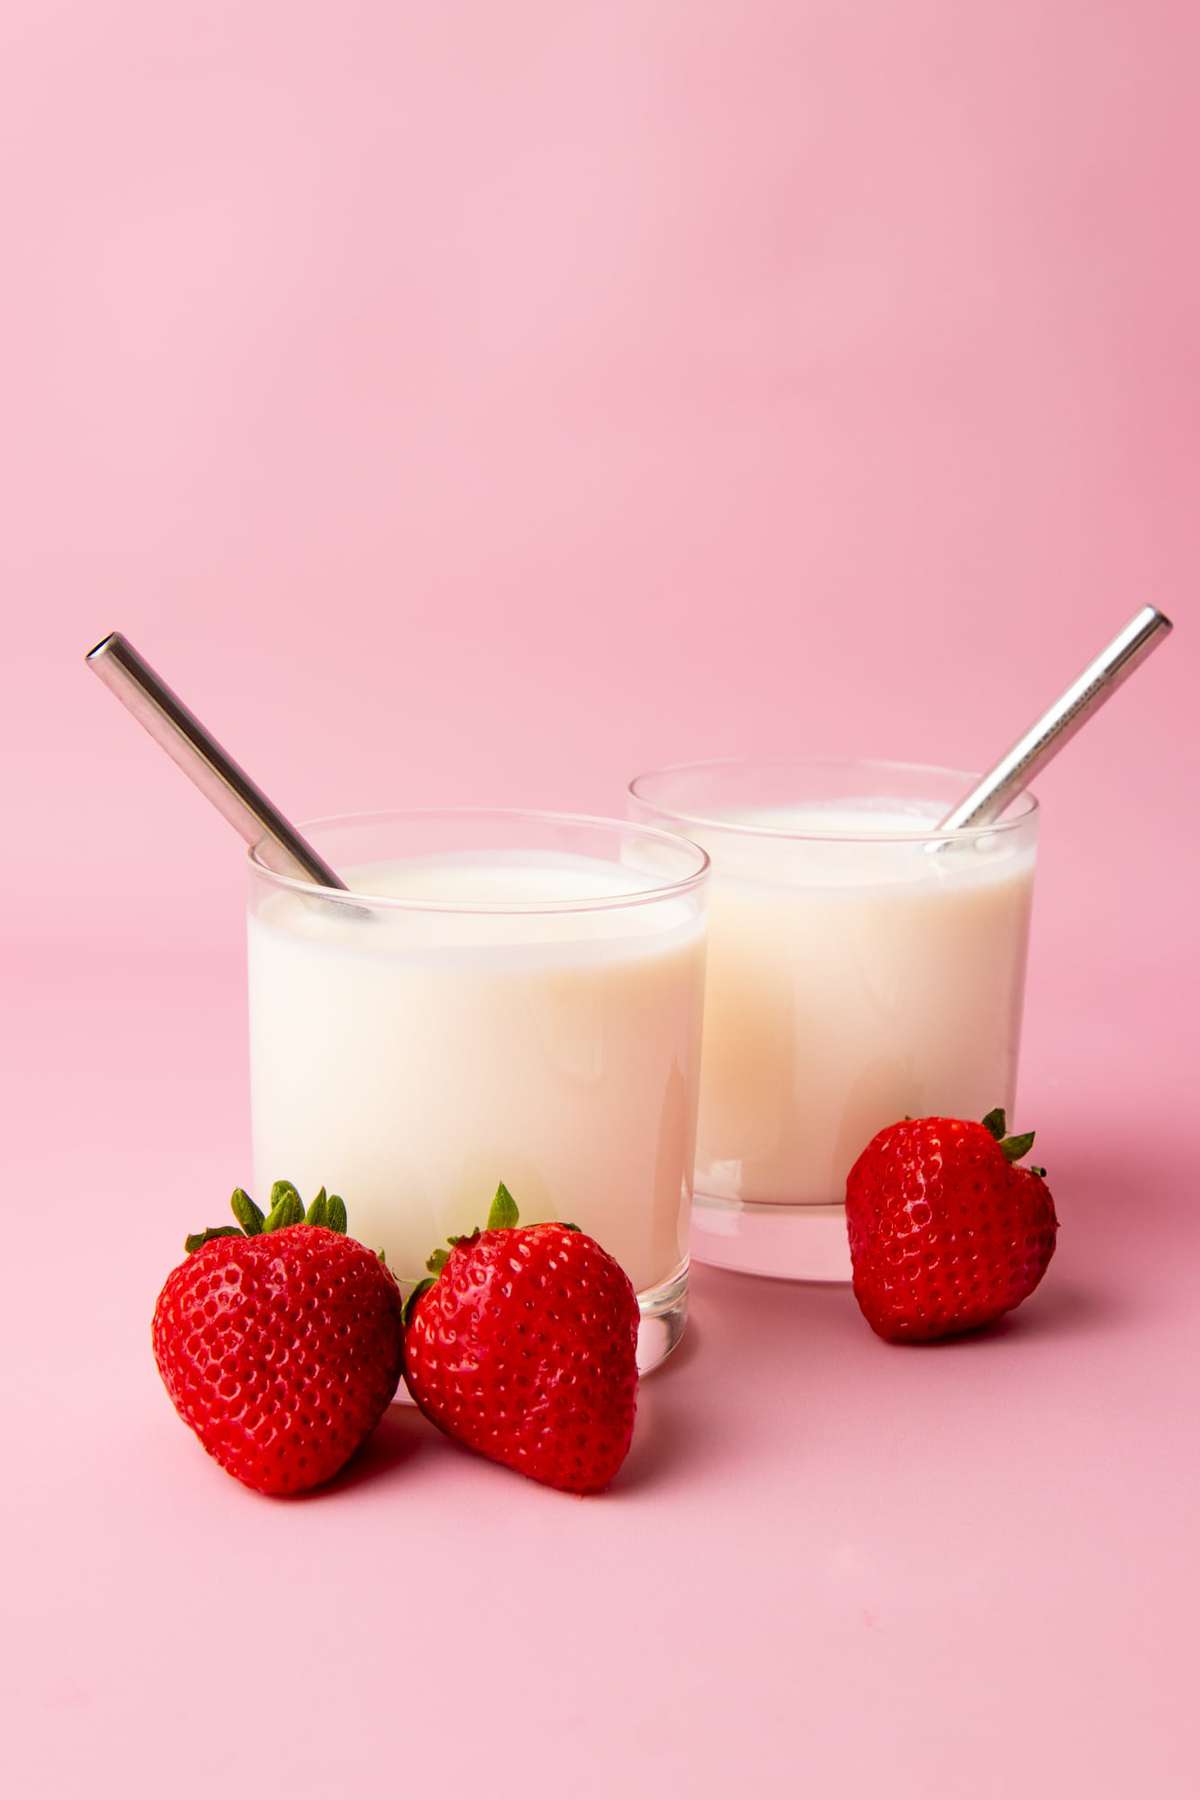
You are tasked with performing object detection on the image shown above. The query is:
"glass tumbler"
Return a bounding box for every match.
[629,759,1039,1281]
[247,809,708,1371]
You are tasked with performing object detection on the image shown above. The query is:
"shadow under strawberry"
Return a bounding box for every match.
[288,1405,434,1500]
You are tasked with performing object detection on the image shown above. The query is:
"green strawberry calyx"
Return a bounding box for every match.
[403,1182,581,1324]
[183,1180,349,1255]
[981,1108,1044,1173]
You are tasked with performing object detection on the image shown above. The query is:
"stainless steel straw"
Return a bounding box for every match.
[936,604,1173,833]
[85,631,348,889]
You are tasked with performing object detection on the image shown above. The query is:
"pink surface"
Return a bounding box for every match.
[3,3,1198,1795]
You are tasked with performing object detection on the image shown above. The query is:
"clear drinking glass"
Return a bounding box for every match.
[247,809,709,1370]
[629,759,1039,1281]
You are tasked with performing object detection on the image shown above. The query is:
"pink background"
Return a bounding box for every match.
[3,4,1198,1795]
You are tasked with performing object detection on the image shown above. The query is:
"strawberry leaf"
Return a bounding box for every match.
[184,1226,243,1255]
[417,1185,518,1282]
[981,1108,1007,1140]
[487,1182,519,1231]
[230,1188,264,1235]
[264,1190,305,1232]
[182,1182,353,1258]
[999,1130,1036,1163]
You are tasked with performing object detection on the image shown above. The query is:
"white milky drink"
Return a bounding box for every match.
[691,805,1037,1207]
[247,840,707,1298]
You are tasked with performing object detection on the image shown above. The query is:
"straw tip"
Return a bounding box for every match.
[85,631,121,664]
[1134,603,1174,635]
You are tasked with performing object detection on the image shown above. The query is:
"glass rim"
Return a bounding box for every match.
[247,805,710,914]
[627,756,1040,843]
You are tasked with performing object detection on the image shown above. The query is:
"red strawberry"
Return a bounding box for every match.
[845,1109,1059,1342]
[403,1183,640,1494]
[153,1182,404,1494]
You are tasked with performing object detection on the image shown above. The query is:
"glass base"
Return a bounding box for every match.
[391,1259,687,1404]
[636,1259,689,1374]
[690,1192,851,1283]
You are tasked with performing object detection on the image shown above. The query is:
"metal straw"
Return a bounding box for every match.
[85,631,348,890]
[936,605,1173,833]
